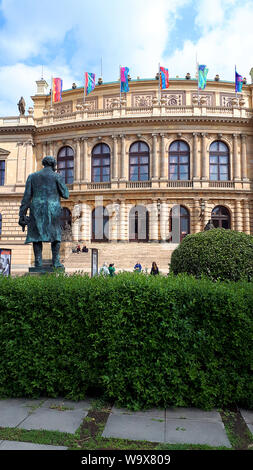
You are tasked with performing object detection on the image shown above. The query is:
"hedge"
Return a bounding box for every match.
[170,229,253,282]
[0,272,252,410]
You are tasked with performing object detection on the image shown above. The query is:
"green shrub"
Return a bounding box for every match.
[170,229,253,281]
[0,272,252,410]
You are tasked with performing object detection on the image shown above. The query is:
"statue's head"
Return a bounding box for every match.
[42,155,57,170]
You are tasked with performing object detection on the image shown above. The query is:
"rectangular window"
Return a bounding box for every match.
[0,161,5,185]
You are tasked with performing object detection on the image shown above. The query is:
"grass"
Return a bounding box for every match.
[0,398,252,451]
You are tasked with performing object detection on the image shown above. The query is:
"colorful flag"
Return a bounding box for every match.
[235,67,243,93]
[198,65,208,89]
[160,66,169,89]
[52,78,62,103]
[120,67,129,92]
[85,72,96,96]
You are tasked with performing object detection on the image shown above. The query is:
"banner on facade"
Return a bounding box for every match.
[0,248,11,276]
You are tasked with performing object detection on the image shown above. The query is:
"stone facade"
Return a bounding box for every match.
[0,77,253,274]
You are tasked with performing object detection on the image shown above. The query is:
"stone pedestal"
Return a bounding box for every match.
[28,259,65,275]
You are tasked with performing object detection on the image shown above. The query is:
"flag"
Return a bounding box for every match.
[198,65,208,89]
[160,66,169,89]
[52,78,62,103]
[120,67,129,92]
[235,67,243,93]
[85,72,96,96]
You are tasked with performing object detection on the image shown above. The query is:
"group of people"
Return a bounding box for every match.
[72,244,88,253]
[99,261,159,276]
[134,261,159,275]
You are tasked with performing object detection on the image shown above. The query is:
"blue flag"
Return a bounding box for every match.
[198,64,208,90]
[120,67,129,92]
[235,67,243,93]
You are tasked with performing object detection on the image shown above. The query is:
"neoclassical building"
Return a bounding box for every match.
[0,75,253,274]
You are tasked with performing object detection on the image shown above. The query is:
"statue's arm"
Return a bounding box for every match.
[19,175,32,226]
[56,174,69,199]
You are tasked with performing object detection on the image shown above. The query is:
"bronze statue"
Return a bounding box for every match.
[18,96,26,115]
[19,156,69,268]
[204,219,215,231]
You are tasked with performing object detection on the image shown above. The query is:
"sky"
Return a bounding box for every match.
[0,0,252,115]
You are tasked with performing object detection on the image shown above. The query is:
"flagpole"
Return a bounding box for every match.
[158,63,161,104]
[196,53,199,104]
[84,73,86,105]
[235,65,237,100]
[51,76,53,107]
[119,65,121,107]
[101,57,103,80]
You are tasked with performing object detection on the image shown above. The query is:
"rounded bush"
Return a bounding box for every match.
[170,228,253,281]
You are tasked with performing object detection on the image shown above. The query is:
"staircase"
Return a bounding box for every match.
[64,242,178,275]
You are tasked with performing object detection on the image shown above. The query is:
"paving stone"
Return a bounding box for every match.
[0,440,67,450]
[102,413,165,443]
[240,409,253,434]
[166,407,222,423]
[165,418,231,447]
[109,406,165,419]
[18,407,89,434]
[0,399,38,428]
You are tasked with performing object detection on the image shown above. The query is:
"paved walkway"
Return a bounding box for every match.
[0,398,252,450]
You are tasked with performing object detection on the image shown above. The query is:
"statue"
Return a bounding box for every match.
[204,219,215,231]
[250,68,253,84]
[18,96,26,115]
[18,156,69,269]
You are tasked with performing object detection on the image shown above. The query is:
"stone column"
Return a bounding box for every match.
[81,138,88,182]
[160,199,169,242]
[241,134,248,180]
[42,142,47,158]
[16,142,25,183]
[119,200,128,241]
[74,138,81,182]
[25,140,34,179]
[201,133,208,180]
[152,134,157,179]
[243,199,250,234]
[193,198,201,233]
[112,136,118,180]
[193,133,200,179]
[232,134,240,180]
[120,134,126,180]
[235,199,243,232]
[160,133,166,179]
[149,201,159,241]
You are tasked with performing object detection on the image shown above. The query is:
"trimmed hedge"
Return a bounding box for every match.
[170,229,253,282]
[0,272,252,410]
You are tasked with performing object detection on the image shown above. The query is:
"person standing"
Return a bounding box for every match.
[150,261,159,275]
[134,262,142,272]
[109,263,116,277]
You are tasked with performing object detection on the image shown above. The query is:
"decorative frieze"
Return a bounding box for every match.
[192,92,214,106]
[161,91,185,106]
[77,97,97,110]
[53,101,73,116]
[132,93,154,107]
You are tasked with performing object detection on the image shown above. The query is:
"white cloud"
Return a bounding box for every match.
[165,0,253,82]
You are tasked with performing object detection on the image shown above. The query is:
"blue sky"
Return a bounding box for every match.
[0,0,252,115]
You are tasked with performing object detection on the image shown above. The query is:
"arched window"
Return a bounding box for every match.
[92,206,109,241]
[129,205,149,242]
[169,205,190,242]
[0,161,5,185]
[209,141,230,181]
[129,141,150,181]
[211,206,231,229]
[57,146,74,184]
[92,143,110,182]
[60,207,72,229]
[169,141,190,180]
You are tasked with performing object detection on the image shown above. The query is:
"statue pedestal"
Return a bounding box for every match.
[29,266,65,275]
[28,259,65,275]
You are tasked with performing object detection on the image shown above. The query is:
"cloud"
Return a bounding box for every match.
[165,0,253,81]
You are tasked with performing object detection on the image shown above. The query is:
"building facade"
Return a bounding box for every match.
[0,75,253,274]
